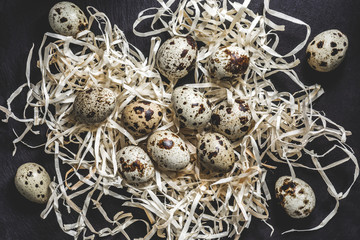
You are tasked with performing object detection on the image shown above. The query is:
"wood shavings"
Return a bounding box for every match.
[1,0,358,239]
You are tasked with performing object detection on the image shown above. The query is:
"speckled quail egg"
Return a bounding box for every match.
[49,2,88,37]
[208,45,250,80]
[172,86,212,129]
[306,29,348,72]
[197,132,236,173]
[14,163,51,204]
[73,87,116,124]
[275,176,316,219]
[121,100,163,137]
[147,130,190,171]
[211,99,253,141]
[156,36,197,80]
[117,146,155,184]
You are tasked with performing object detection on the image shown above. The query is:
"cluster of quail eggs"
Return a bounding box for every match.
[117,85,254,183]
[111,34,256,184]
[127,20,350,221]
[42,2,256,186]
[14,1,350,228]
[156,35,251,82]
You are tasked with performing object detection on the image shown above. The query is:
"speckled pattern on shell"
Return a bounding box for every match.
[147,130,190,171]
[208,45,250,80]
[117,146,155,184]
[211,99,253,141]
[306,29,348,72]
[49,1,88,37]
[197,132,236,173]
[275,176,316,219]
[172,86,212,129]
[73,87,116,124]
[121,100,163,137]
[14,163,51,204]
[156,36,197,80]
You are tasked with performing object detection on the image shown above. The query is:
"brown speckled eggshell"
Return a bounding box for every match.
[197,132,236,173]
[172,86,212,129]
[121,100,163,137]
[73,87,116,124]
[275,176,316,218]
[306,29,348,72]
[208,45,250,80]
[211,99,253,141]
[14,163,51,204]
[48,1,88,37]
[147,130,190,171]
[156,36,197,80]
[117,146,155,184]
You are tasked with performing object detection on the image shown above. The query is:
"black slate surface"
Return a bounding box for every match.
[0,0,360,239]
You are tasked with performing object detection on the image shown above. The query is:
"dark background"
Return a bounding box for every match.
[0,0,359,239]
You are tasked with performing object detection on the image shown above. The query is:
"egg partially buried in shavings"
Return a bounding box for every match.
[117,146,155,184]
[121,100,163,137]
[208,45,250,81]
[146,130,190,171]
[197,132,236,173]
[171,86,212,129]
[72,87,117,125]
[156,35,198,81]
[211,99,253,141]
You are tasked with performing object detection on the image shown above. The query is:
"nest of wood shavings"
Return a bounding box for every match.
[134,0,359,236]
[0,0,358,240]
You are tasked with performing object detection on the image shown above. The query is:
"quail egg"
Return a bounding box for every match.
[14,162,51,204]
[275,176,316,219]
[197,132,236,173]
[49,1,88,37]
[117,146,155,184]
[208,45,250,80]
[306,29,348,72]
[156,35,197,80]
[73,87,116,124]
[147,130,190,171]
[211,99,253,141]
[172,86,212,129]
[121,100,163,137]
